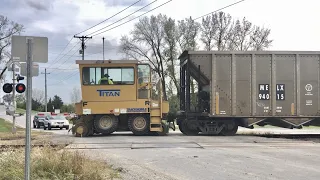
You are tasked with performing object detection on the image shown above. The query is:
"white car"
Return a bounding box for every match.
[43,115,70,130]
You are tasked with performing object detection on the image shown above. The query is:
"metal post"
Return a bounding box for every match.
[25,38,32,180]
[74,35,92,60]
[103,37,105,60]
[44,68,48,112]
[41,68,50,112]
[81,40,85,60]
[12,63,16,134]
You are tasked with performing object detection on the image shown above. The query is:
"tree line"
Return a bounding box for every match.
[120,11,273,112]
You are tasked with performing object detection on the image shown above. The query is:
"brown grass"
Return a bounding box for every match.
[0,143,121,180]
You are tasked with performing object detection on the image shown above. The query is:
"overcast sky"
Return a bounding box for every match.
[1,0,319,103]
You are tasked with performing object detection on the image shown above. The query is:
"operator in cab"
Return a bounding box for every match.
[98,74,114,84]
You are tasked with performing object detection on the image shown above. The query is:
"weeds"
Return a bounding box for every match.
[0,143,120,180]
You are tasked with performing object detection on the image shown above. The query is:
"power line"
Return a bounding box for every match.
[46,41,80,72]
[75,0,143,36]
[193,0,247,20]
[49,0,173,84]
[46,41,81,73]
[45,0,243,85]
[39,67,77,70]
[91,0,173,37]
[50,39,89,73]
[87,0,159,36]
[48,71,79,86]
[46,37,75,67]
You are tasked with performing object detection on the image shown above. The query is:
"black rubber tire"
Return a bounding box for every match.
[73,122,89,137]
[93,115,119,135]
[128,115,150,135]
[66,127,69,130]
[220,124,238,136]
[33,123,36,128]
[48,124,52,130]
[179,120,199,136]
[36,122,40,129]
[44,125,47,130]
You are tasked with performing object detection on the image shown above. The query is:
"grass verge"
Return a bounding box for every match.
[0,118,24,133]
[0,118,52,144]
[15,108,38,115]
[0,144,121,180]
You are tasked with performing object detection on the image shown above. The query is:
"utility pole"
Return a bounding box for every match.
[73,35,92,60]
[12,63,16,134]
[41,68,50,112]
[102,37,105,60]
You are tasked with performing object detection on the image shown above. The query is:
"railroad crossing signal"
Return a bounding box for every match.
[16,83,26,93]
[2,75,26,94]
[3,83,13,93]
[16,74,24,82]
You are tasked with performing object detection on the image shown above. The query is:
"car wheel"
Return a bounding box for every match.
[33,123,36,128]
[36,122,40,129]
[48,124,52,130]
[66,126,69,130]
[44,125,47,130]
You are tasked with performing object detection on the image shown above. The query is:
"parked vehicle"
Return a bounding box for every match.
[43,115,70,130]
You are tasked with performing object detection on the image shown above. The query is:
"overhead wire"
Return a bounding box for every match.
[52,0,246,85]
[75,0,143,35]
[45,37,75,68]
[86,0,159,36]
[51,39,89,72]
[45,0,146,81]
[193,0,247,20]
[90,0,173,37]
[45,40,81,73]
[50,0,174,85]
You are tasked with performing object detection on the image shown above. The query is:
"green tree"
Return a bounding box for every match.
[61,104,75,113]
[51,95,63,110]
[47,98,54,112]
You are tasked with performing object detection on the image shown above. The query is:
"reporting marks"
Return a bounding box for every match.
[258,84,285,100]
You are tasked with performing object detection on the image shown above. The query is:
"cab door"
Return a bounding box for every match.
[137,64,151,99]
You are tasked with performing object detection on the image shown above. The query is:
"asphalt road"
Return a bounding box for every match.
[0,105,70,135]
[1,105,320,180]
[59,132,320,180]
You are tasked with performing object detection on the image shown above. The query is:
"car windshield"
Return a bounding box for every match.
[50,116,66,120]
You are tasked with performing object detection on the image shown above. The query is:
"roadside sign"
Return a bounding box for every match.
[20,62,39,77]
[8,67,19,72]
[11,36,48,63]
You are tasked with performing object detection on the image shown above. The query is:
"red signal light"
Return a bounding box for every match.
[15,83,26,93]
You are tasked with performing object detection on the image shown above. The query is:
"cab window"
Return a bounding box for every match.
[137,64,150,84]
[82,67,134,85]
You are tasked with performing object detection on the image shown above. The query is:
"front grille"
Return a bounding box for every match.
[57,122,64,124]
